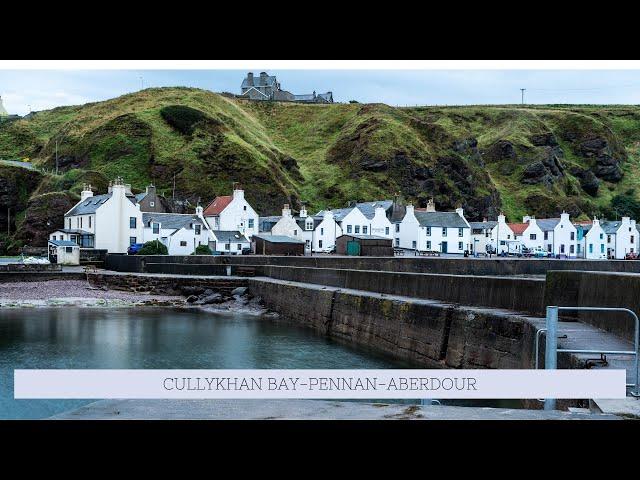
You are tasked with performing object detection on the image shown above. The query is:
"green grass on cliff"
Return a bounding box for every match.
[2,88,640,225]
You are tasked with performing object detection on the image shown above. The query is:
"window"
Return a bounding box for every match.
[577,244,581,253]
[426,241,431,250]
[601,244,605,253]
[320,228,324,235]
[130,217,137,229]
[89,216,92,228]
[412,241,417,249]
[237,244,242,251]
[442,227,447,236]
[500,240,506,245]
[570,245,574,254]
[395,224,400,233]
[530,234,537,240]
[547,244,552,252]
[80,217,83,228]
[243,205,247,211]
[608,235,612,243]
[355,226,360,234]
[180,241,187,247]
[600,233,604,240]
[225,243,231,250]
[395,238,399,247]
[426,227,431,236]
[306,222,313,231]
[347,225,352,234]
[248,219,254,229]
[561,244,565,253]
[458,242,463,250]
[77,217,80,228]
[319,240,323,248]
[293,229,298,236]
[153,223,160,234]
[544,232,548,240]
[195,225,201,235]
[632,235,635,244]
[65,247,73,253]
[363,226,368,234]
[129,237,137,245]
[458,228,463,237]
[68,218,71,229]
[589,244,593,254]
[385,227,389,235]
[570,232,575,240]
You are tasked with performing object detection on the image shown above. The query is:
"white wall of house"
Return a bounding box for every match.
[209,233,250,254]
[583,219,607,259]
[339,208,372,236]
[471,214,516,254]
[608,217,639,259]
[271,205,303,239]
[65,183,143,254]
[551,213,577,257]
[397,205,470,253]
[520,218,545,250]
[310,211,340,252]
[368,207,394,239]
[396,205,421,250]
[208,189,259,239]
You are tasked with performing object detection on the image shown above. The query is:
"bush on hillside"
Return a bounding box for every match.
[138,240,168,255]
[193,244,212,255]
[606,190,640,220]
[160,105,210,136]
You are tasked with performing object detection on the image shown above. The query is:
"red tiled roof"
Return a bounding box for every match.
[204,196,232,216]
[508,223,529,235]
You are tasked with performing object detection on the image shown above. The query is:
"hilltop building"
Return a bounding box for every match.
[240,72,333,103]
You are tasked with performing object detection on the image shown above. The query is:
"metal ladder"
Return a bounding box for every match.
[535,306,640,410]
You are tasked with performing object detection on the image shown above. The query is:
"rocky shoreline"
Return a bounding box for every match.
[0,279,269,315]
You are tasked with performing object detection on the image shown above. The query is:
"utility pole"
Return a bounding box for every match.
[140,76,144,90]
[172,173,176,200]
[55,138,59,175]
[520,88,526,105]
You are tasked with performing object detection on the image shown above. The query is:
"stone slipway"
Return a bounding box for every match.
[49,399,619,420]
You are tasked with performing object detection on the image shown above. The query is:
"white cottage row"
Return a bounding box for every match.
[49,180,252,256]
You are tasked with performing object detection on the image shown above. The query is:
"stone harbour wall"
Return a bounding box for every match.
[87,273,248,295]
[248,278,538,369]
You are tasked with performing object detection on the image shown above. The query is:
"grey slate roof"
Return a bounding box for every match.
[212,230,249,243]
[52,229,93,235]
[48,240,78,247]
[415,211,468,228]
[143,213,206,231]
[317,92,333,102]
[135,192,147,202]
[295,216,322,230]
[316,207,355,222]
[469,221,497,230]
[66,194,112,216]
[536,218,561,231]
[293,94,316,101]
[601,220,623,234]
[252,234,305,244]
[242,73,277,89]
[259,216,282,232]
[356,200,393,220]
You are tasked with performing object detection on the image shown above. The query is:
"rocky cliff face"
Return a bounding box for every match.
[0,89,638,252]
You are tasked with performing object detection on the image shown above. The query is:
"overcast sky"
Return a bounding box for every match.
[3,69,640,116]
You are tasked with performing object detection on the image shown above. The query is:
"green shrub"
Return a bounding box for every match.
[194,244,212,255]
[137,240,168,255]
[160,105,210,135]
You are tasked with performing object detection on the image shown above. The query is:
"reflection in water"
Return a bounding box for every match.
[0,308,414,419]
[0,308,520,419]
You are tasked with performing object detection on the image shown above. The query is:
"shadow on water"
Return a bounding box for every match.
[0,307,520,419]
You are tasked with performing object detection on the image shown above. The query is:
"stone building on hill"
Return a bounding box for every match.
[239,72,333,103]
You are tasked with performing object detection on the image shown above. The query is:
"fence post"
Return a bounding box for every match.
[544,306,558,410]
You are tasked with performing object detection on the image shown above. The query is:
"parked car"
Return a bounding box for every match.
[625,252,639,260]
[531,246,550,258]
[127,243,145,255]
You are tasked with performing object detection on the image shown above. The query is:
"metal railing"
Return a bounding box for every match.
[538,306,640,410]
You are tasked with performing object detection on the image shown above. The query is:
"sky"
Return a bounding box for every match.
[4,69,640,116]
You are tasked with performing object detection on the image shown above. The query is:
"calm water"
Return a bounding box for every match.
[0,307,520,419]
[0,307,419,419]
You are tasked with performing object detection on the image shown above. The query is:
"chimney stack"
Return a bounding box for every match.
[81,184,94,202]
[426,198,436,212]
[299,205,308,218]
[282,204,292,217]
[247,72,254,86]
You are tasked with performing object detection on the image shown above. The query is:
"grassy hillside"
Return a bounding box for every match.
[1,87,639,251]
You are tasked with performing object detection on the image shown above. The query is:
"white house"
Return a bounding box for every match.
[601,217,639,259]
[267,205,340,253]
[59,179,143,254]
[396,202,471,254]
[516,217,545,251]
[203,187,259,239]
[353,201,395,239]
[577,218,607,259]
[209,230,250,255]
[47,239,80,265]
[469,214,516,255]
[141,207,211,255]
[534,213,577,257]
